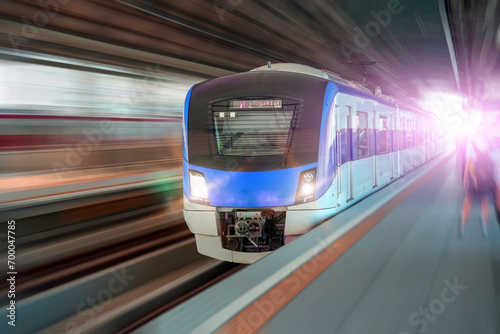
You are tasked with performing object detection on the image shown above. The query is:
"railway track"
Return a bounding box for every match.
[1,211,190,302]
[0,236,243,333]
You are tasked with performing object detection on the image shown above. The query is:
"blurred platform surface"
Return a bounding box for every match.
[136,154,500,334]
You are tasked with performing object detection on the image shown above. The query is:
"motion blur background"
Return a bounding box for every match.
[1,1,500,333]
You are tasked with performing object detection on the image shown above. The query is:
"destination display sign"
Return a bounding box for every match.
[230,99,282,109]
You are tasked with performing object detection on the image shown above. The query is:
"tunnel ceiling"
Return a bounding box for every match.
[1,0,499,110]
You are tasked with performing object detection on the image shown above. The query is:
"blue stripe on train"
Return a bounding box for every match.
[186,162,318,207]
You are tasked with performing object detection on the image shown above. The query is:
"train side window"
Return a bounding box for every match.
[378,116,389,154]
[357,111,369,158]
[392,116,398,151]
[345,107,351,163]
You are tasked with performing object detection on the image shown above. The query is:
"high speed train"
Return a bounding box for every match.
[183,63,444,263]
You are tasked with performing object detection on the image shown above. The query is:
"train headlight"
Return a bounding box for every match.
[189,170,209,204]
[301,183,314,195]
[295,168,317,204]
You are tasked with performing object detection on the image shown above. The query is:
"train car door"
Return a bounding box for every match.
[352,103,373,198]
[405,118,414,172]
[336,98,352,206]
[376,112,391,186]
[336,108,343,207]
[394,110,402,178]
[335,103,341,207]
[347,106,354,201]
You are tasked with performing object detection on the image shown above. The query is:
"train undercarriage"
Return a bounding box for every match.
[219,210,286,252]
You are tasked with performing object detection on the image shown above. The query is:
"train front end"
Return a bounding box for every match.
[183,69,337,263]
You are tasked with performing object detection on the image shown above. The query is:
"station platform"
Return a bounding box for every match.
[135,153,500,334]
[0,163,181,210]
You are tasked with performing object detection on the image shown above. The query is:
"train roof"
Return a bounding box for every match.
[251,63,365,91]
[250,63,435,117]
[253,63,379,92]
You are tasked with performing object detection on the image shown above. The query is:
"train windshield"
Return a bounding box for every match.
[211,98,298,159]
[187,72,327,171]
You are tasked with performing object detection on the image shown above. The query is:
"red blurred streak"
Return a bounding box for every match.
[0,113,181,122]
[0,135,168,150]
